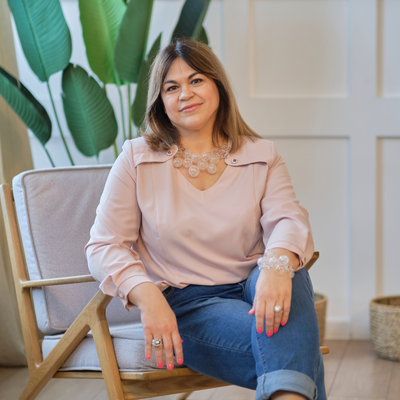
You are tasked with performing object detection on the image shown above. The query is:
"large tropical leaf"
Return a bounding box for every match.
[198,26,209,45]
[0,66,51,145]
[62,64,118,157]
[171,0,210,42]
[78,0,126,85]
[132,33,162,128]
[8,0,72,82]
[114,0,155,83]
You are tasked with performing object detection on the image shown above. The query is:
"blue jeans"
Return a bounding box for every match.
[163,266,326,400]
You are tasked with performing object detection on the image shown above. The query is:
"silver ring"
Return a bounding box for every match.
[151,339,163,347]
[274,305,282,313]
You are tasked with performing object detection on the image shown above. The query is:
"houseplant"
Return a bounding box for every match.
[0,0,211,166]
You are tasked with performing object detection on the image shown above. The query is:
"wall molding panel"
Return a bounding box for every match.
[249,0,350,99]
[377,0,400,98]
[376,137,400,298]
[272,137,351,336]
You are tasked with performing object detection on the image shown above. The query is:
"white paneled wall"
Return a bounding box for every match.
[378,0,400,97]
[249,0,349,98]
[223,0,400,339]
[376,138,400,297]
[9,0,400,339]
[273,138,351,338]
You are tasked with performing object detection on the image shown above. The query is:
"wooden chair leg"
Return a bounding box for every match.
[91,318,125,399]
[17,319,92,400]
[18,378,42,400]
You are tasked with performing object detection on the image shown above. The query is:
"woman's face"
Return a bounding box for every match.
[160,58,220,137]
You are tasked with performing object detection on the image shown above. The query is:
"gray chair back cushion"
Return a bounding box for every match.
[13,166,140,335]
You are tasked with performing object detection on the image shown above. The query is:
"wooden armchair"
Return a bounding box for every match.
[0,166,328,400]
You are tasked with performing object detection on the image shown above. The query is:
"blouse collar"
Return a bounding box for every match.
[131,137,271,167]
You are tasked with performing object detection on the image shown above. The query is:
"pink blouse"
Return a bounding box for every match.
[85,137,314,309]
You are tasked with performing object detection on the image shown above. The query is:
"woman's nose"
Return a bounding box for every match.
[179,85,194,101]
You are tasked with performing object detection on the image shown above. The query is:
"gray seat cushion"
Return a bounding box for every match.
[12,166,140,334]
[42,323,183,371]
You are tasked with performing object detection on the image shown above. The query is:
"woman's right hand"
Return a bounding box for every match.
[128,282,183,370]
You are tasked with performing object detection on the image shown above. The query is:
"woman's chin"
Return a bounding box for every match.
[175,122,209,134]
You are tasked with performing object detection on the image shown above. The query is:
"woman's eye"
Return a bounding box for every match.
[166,86,178,92]
[192,78,203,84]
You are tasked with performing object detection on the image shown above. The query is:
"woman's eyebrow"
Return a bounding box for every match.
[163,72,200,86]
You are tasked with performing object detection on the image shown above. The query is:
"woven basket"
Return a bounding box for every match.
[370,296,400,361]
[314,292,327,346]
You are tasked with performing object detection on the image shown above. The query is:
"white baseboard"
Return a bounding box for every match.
[324,319,351,340]
[324,318,372,340]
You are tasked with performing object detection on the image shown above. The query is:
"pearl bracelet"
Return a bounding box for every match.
[258,250,295,278]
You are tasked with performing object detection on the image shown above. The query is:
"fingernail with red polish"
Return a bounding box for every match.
[248,308,253,314]
[281,321,286,326]
[146,354,151,360]
[168,364,173,370]
[181,339,184,343]
[178,359,183,365]
[257,328,263,334]
[273,328,278,334]
[158,362,163,368]
[267,331,273,337]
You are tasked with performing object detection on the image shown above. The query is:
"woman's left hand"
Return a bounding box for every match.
[249,268,292,336]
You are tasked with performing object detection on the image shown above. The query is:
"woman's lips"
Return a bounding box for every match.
[180,103,202,113]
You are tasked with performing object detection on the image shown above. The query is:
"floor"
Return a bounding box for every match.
[0,340,399,400]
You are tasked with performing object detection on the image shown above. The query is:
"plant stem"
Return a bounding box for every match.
[46,82,75,166]
[43,146,55,167]
[113,141,118,159]
[117,85,126,142]
[128,84,132,139]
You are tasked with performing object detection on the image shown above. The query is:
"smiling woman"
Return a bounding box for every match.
[85,40,326,400]
[143,40,261,155]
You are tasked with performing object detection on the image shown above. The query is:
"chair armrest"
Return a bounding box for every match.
[21,275,96,288]
[21,252,320,287]
[304,251,319,271]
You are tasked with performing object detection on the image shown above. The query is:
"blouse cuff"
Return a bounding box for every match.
[118,275,153,310]
[265,241,306,270]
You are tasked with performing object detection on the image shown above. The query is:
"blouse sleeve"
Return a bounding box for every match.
[260,141,314,270]
[85,140,153,309]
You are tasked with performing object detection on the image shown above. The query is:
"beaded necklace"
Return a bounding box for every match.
[172,143,231,178]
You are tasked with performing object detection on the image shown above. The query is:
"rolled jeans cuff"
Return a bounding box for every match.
[255,370,317,400]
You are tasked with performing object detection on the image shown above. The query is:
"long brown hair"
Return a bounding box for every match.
[141,39,261,153]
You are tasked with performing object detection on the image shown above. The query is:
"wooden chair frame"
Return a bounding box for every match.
[0,183,328,400]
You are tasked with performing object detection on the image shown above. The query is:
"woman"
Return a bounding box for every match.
[85,39,326,400]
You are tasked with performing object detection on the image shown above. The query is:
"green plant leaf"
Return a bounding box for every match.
[78,0,126,85]
[132,33,162,128]
[8,0,72,82]
[171,0,211,42]
[62,64,118,157]
[114,0,155,83]
[0,66,51,145]
[198,26,209,45]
